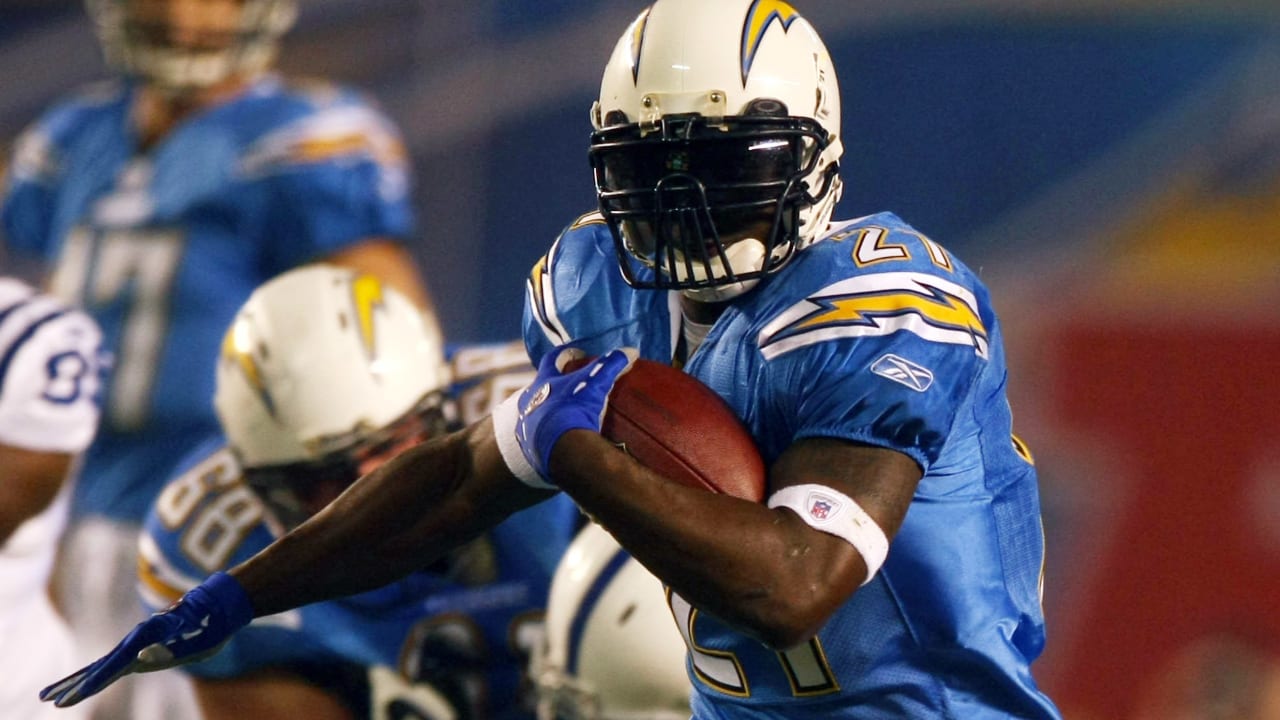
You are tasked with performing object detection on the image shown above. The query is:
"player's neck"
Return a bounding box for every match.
[679,294,731,325]
[133,73,258,150]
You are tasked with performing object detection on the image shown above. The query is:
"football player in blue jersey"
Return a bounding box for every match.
[42,1,1063,718]
[2,1,432,717]
[137,265,577,720]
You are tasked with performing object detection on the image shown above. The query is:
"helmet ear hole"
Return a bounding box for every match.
[603,110,630,126]
[744,98,789,117]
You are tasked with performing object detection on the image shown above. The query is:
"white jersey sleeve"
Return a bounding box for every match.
[0,278,103,453]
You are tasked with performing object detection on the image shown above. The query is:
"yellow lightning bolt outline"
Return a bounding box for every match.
[220,319,274,415]
[742,0,799,85]
[797,290,987,337]
[350,274,385,362]
[528,255,551,325]
[628,7,652,83]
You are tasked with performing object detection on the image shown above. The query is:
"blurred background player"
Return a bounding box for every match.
[137,265,579,719]
[531,522,690,720]
[0,277,102,720]
[0,0,432,717]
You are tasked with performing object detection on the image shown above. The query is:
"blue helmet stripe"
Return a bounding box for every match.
[0,307,71,402]
[0,296,32,328]
[565,547,632,675]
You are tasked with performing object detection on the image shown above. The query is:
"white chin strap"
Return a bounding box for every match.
[681,279,759,303]
[667,237,766,302]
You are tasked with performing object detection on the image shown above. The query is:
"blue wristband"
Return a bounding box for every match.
[200,571,255,631]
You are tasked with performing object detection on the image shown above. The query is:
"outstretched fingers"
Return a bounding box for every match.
[40,649,139,708]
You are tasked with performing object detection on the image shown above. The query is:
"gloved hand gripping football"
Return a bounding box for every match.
[515,346,638,481]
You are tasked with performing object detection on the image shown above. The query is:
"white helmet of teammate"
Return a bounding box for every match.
[532,523,691,720]
[86,0,298,93]
[589,0,843,301]
[214,264,448,526]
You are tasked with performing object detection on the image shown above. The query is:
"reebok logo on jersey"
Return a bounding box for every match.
[871,353,934,392]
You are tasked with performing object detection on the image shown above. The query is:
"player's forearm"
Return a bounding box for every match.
[232,421,542,616]
[229,437,460,615]
[550,431,856,649]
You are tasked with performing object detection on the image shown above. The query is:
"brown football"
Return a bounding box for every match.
[570,356,766,502]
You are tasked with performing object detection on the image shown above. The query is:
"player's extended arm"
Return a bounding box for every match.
[40,417,553,708]
[519,347,923,651]
[234,416,552,615]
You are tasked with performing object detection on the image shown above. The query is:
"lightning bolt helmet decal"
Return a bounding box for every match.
[220,319,275,417]
[349,274,385,365]
[741,0,800,87]
[629,6,652,84]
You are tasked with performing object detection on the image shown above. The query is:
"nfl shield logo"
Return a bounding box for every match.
[810,500,832,519]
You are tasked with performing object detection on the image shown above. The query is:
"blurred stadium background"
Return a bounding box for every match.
[3,1,1278,717]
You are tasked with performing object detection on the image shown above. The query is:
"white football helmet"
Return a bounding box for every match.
[214,264,447,527]
[86,0,298,93]
[532,523,691,720]
[589,0,843,301]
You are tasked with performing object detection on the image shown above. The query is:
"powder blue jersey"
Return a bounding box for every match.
[138,342,578,719]
[523,212,1061,719]
[1,75,414,522]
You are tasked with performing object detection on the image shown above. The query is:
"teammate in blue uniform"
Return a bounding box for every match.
[42,1,1062,718]
[2,1,430,716]
[138,266,576,719]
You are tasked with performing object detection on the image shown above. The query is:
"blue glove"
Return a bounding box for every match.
[516,346,638,480]
[40,571,253,708]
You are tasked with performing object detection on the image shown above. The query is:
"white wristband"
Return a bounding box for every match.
[491,388,556,490]
[767,483,889,585]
